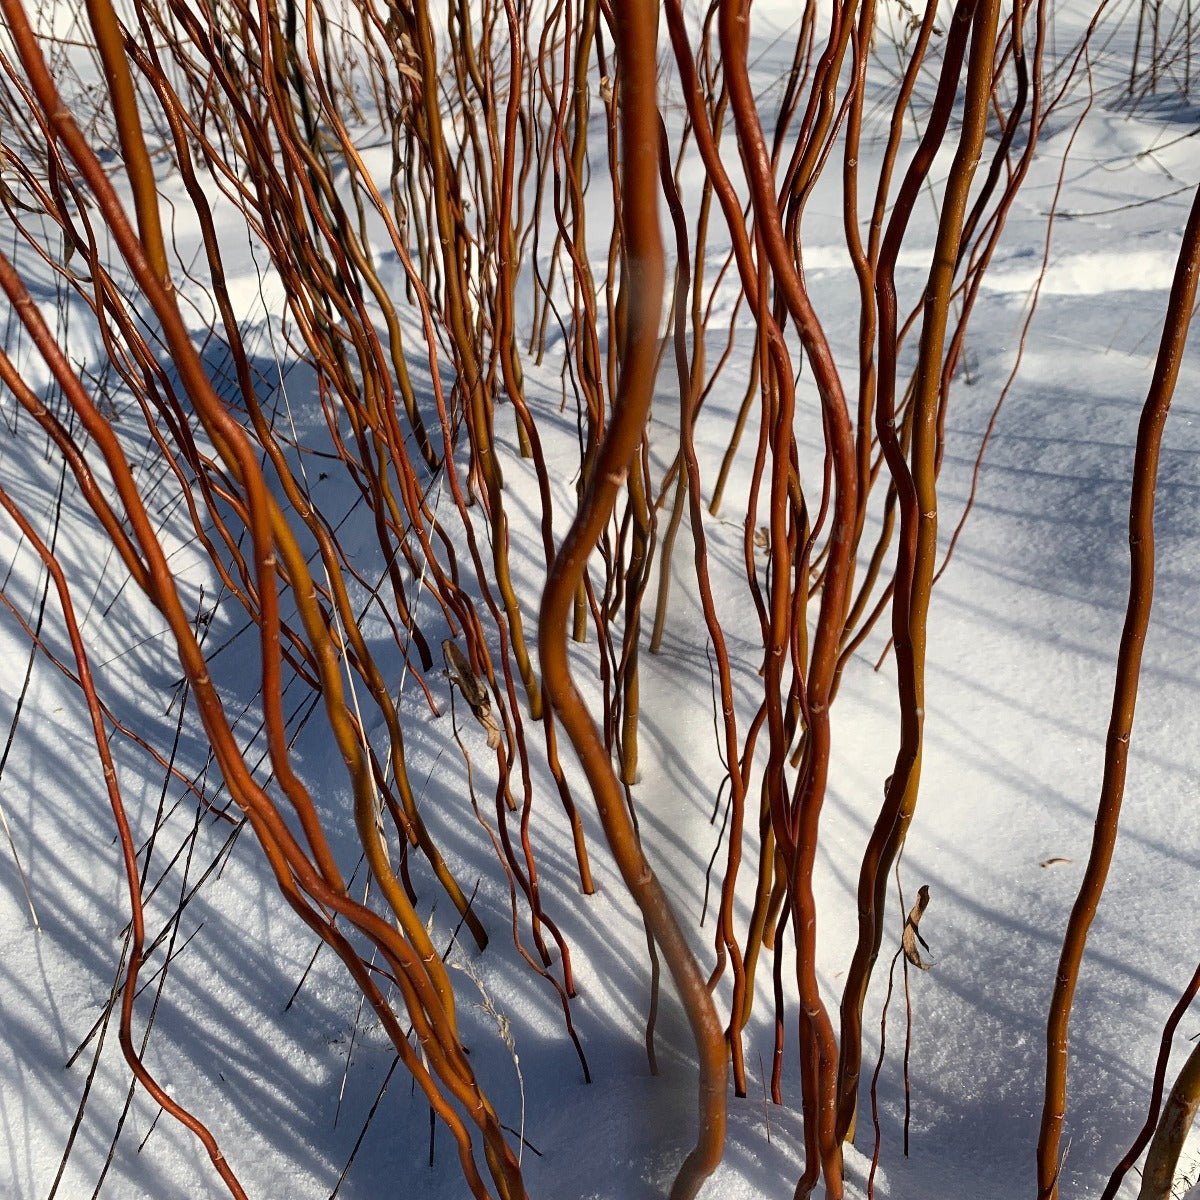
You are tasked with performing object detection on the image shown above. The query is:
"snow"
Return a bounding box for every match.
[1,1,1199,1198]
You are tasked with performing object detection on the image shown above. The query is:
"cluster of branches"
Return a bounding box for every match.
[0,0,1198,1197]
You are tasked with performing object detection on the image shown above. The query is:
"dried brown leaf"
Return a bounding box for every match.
[478,708,502,752]
[902,884,933,971]
[443,640,490,709]
[0,179,39,214]
[443,640,500,749]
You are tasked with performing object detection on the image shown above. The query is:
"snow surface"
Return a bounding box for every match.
[1,2,1200,1198]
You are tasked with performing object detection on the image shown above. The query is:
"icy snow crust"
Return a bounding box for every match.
[1,0,1199,1197]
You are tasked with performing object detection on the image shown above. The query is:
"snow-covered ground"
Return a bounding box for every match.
[1,1,1199,1197]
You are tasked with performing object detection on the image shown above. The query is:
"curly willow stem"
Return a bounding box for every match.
[536,5,728,1198]
[1036,182,1200,1200]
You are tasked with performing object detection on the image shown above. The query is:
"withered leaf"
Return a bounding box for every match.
[902,884,933,971]
[0,179,40,214]
[479,710,502,751]
[443,640,490,709]
[443,640,500,750]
